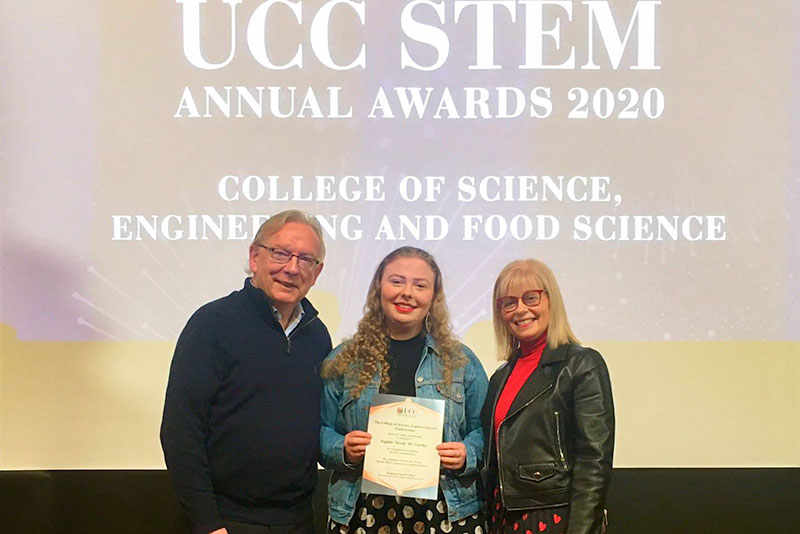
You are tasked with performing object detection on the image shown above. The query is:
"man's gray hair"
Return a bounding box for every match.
[252,209,326,261]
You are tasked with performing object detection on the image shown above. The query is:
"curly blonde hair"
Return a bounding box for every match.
[322,247,466,397]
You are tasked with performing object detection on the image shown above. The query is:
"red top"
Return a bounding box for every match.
[494,331,548,439]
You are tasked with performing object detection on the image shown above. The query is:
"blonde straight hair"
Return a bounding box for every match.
[492,259,579,360]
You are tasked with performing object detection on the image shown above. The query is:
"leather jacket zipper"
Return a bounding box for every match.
[554,410,567,470]
[496,383,554,502]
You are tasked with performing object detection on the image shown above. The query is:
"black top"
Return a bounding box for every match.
[381,332,426,396]
[160,279,332,534]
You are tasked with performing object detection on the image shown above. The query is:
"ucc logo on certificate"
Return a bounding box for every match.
[361,394,445,500]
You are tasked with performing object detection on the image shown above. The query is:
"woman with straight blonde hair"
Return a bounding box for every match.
[481,259,615,534]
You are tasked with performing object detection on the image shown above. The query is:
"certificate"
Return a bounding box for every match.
[361,394,445,500]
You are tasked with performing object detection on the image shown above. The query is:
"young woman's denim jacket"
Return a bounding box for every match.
[320,335,489,524]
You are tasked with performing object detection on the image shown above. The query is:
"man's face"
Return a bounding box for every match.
[249,222,324,308]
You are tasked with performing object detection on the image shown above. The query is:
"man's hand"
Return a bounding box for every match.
[436,442,466,470]
[209,529,228,534]
[343,430,372,464]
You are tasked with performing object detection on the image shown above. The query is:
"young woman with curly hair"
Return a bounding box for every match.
[320,247,489,534]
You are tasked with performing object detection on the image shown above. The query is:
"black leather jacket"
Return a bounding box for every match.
[481,344,614,534]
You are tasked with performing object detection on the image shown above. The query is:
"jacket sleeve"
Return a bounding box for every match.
[567,349,615,534]
[160,308,225,534]
[319,348,350,470]
[459,346,490,476]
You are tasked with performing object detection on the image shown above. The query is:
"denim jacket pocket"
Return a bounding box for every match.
[339,393,372,432]
[436,382,466,437]
[338,395,357,431]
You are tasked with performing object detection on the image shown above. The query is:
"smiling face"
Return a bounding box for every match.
[248,222,324,315]
[379,256,436,340]
[499,276,551,343]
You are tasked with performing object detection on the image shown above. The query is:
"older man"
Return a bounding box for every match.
[161,210,331,534]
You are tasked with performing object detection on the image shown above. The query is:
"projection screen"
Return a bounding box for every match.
[1,0,798,469]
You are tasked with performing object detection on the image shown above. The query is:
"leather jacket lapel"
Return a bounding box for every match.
[503,344,570,420]
[504,365,553,420]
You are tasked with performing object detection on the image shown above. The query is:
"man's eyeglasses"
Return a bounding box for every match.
[256,244,320,270]
[496,289,547,312]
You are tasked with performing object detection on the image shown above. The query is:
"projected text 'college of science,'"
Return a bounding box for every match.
[111,173,725,242]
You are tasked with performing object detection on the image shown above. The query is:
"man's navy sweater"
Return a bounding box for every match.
[161,279,332,534]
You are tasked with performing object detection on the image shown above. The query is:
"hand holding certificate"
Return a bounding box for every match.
[343,430,373,464]
[361,394,445,500]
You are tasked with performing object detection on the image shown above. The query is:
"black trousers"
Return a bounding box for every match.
[225,518,315,534]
